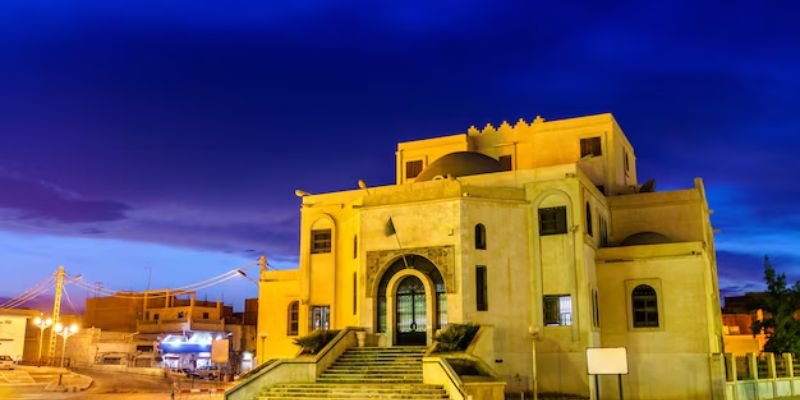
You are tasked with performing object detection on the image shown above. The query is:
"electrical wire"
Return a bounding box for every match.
[61,286,78,314]
[2,282,56,309]
[67,271,239,298]
[0,274,55,309]
[64,261,258,299]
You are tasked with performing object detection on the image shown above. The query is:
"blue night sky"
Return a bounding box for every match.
[1,1,799,310]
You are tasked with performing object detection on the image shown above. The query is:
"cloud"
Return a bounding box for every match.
[0,174,130,223]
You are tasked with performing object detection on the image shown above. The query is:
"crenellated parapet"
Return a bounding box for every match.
[466,115,546,136]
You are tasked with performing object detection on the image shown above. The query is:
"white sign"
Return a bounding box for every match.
[586,347,628,375]
[0,315,28,361]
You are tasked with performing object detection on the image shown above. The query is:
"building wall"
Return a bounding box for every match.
[255,113,722,400]
[597,242,720,399]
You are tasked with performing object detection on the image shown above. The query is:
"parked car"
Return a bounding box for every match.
[192,365,219,379]
[0,355,14,370]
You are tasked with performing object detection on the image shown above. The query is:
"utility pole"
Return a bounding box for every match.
[47,266,65,362]
[259,255,267,272]
[145,266,152,290]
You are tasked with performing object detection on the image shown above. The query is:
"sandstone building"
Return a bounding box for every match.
[254,113,723,399]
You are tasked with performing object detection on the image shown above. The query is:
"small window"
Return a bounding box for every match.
[539,206,567,236]
[311,229,332,254]
[203,312,209,320]
[177,311,185,319]
[543,295,572,326]
[580,137,602,158]
[599,216,609,247]
[632,285,659,328]
[624,152,630,172]
[475,224,487,250]
[476,266,488,311]
[352,272,357,315]
[353,235,358,259]
[498,155,513,171]
[592,289,600,328]
[287,301,299,336]
[153,313,160,321]
[585,202,593,237]
[406,160,423,179]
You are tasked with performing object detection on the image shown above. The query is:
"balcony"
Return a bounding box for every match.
[136,318,225,334]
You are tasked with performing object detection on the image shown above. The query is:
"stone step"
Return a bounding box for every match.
[260,396,447,400]
[326,367,422,373]
[331,361,422,366]
[320,373,423,379]
[347,346,427,351]
[258,383,448,400]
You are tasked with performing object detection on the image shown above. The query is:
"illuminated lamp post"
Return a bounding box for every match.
[33,316,53,366]
[54,322,79,368]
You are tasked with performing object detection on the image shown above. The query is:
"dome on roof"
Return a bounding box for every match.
[415,152,505,182]
[620,231,672,246]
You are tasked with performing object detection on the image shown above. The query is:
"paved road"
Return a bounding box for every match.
[2,367,225,400]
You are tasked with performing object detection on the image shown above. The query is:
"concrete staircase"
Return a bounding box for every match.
[258,346,449,400]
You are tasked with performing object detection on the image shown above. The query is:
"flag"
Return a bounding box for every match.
[385,217,396,236]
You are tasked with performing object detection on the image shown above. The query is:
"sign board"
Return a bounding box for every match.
[211,339,229,364]
[586,347,628,375]
[0,315,28,361]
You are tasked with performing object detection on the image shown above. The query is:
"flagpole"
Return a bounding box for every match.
[387,216,410,268]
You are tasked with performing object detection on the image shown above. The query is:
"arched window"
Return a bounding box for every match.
[287,301,299,336]
[632,285,658,328]
[475,224,487,250]
[585,202,593,237]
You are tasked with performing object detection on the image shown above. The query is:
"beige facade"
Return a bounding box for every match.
[257,113,724,399]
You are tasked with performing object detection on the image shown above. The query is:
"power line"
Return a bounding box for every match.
[0,274,55,309]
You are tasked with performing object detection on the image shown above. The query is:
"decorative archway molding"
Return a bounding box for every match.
[365,245,455,298]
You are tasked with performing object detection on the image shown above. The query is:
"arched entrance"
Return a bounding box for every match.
[376,255,447,346]
[395,276,427,345]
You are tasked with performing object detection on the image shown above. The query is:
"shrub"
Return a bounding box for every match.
[293,329,340,355]
[434,323,479,353]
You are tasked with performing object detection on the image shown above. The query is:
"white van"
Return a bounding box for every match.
[0,355,14,370]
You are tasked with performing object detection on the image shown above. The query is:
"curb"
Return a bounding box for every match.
[179,388,226,394]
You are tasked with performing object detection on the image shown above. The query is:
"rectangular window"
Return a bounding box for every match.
[406,160,423,179]
[353,273,357,315]
[624,151,630,172]
[599,216,609,247]
[498,155,513,171]
[153,313,160,321]
[311,229,332,254]
[592,290,600,328]
[476,266,488,311]
[287,302,299,336]
[353,235,358,259]
[539,206,567,235]
[203,312,209,320]
[311,305,330,330]
[377,297,386,333]
[543,295,572,326]
[580,137,602,158]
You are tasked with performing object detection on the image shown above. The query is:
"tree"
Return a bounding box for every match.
[751,256,800,355]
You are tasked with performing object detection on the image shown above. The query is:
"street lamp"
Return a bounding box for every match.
[33,315,53,366]
[528,325,540,400]
[54,322,79,368]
